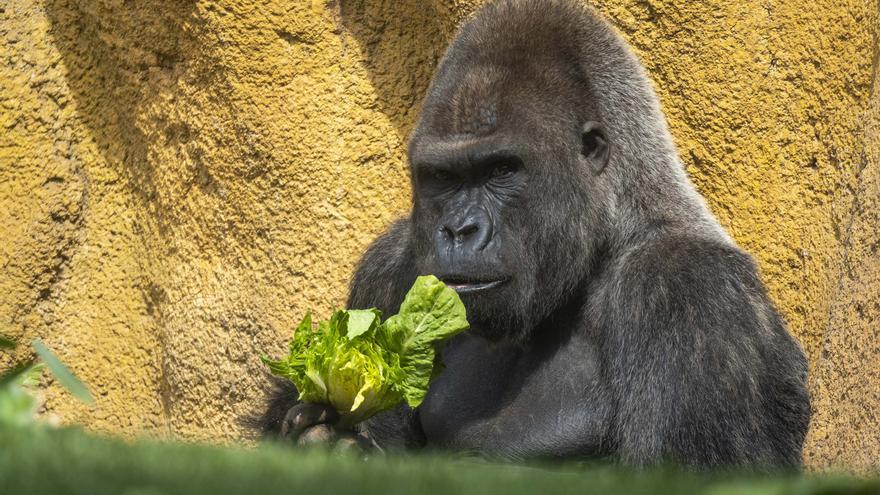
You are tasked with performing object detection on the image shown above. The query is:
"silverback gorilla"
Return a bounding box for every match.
[260,0,811,470]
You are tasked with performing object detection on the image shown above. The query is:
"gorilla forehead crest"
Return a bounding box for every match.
[452,77,499,136]
[416,1,603,145]
[434,67,503,137]
[442,65,574,139]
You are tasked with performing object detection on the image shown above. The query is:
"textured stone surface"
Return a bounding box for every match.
[0,0,877,470]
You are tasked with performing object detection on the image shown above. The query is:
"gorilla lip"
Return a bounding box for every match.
[441,277,507,293]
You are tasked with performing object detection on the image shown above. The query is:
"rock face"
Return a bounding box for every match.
[0,0,877,470]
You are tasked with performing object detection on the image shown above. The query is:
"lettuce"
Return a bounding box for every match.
[262,275,469,428]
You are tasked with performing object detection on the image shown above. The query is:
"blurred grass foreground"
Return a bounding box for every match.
[1,425,879,495]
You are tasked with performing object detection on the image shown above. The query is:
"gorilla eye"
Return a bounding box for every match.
[490,164,517,179]
[431,169,455,182]
[418,167,458,190]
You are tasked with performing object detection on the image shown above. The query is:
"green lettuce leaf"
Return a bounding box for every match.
[377,276,469,407]
[262,275,468,426]
[345,309,382,339]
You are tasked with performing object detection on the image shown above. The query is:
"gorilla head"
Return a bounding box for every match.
[406,0,692,342]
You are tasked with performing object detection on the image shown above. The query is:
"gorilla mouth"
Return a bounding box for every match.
[440,277,508,293]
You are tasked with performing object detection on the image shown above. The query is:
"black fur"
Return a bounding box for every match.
[260,0,810,470]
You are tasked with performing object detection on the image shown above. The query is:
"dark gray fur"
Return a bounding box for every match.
[261,0,810,470]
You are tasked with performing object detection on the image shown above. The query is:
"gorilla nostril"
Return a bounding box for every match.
[456,224,479,239]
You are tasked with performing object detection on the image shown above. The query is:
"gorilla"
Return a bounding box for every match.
[261,0,810,470]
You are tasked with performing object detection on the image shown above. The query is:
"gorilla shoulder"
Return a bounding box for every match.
[599,235,809,468]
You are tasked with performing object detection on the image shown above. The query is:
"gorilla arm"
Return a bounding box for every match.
[599,236,810,470]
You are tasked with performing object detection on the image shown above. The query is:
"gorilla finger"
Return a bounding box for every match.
[296,424,337,446]
[332,435,363,454]
[281,403,339,440]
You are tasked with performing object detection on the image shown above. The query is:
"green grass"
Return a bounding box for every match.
[0,426,877,495]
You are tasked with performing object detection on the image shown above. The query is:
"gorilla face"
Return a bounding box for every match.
[410,136,528,341]
[408,72,611,342]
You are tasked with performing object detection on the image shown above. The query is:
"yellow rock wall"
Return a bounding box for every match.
[0,0,877,471]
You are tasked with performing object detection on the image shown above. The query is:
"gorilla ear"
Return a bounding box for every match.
[581,121,610,174]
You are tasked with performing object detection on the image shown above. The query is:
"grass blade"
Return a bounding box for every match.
[0,358,38,388]
[32,340,94,405]
[0,335,15,350]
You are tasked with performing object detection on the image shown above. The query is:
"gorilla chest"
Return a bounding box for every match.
[418,333,611,458]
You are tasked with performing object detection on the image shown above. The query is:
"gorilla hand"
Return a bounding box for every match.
[280,403,373,453]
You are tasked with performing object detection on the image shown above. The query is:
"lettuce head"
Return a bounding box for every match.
[262,275,469,427]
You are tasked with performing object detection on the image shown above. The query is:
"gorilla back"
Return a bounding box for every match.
[263,0,810,470]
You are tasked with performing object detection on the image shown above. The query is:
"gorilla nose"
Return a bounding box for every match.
[445,222,479,243]
[440,213,492,252]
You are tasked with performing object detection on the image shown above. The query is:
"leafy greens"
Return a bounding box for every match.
[261,275,469,427]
